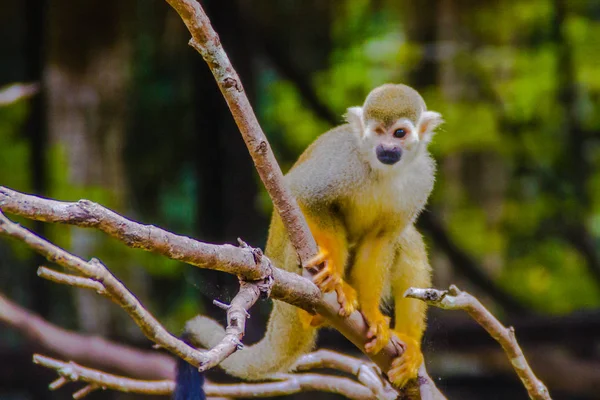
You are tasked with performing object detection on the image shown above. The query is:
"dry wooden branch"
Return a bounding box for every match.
[0,291,175,380]
[34,354,174,397]
[199,278,273,372]
[0,210,207,369]
[34,354,377,399]
[162,0,316,264]
[0,186,320,311]
[293,350,398,400]
[0,188,425,389]
[0,210,279,386]
[405,285,551,400]
[38,266,107,294]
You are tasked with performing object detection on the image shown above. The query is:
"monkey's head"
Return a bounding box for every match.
[346,84,443,170]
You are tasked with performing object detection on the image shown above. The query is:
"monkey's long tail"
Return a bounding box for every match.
[185,300,316,380]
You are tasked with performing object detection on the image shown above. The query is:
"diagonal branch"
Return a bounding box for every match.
[405,285,551,400]
[0,210,207,369]
[163,0,316,265]
[0,291,175,380]
[162,0,419,381]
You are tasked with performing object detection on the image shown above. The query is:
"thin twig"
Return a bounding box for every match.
[0,211,207,370]
[405,285,551,400]
[34,354,376,399]
[199,278,273,372]
[293,350,398,400]
[33,354,174,396]
[37,266,107,295]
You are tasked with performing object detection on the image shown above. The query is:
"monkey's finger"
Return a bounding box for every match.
[303,249,328,270]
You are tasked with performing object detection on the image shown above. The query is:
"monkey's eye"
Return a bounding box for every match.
[393,128,407,138]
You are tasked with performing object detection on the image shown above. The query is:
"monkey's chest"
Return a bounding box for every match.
[342,182,416,241]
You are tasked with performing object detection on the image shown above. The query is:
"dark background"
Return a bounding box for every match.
[1,0,600,399]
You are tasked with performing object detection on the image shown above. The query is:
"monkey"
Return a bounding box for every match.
[186,83,443,388]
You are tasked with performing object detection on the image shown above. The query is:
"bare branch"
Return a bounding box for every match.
[199,279,273,372]
[34,354,376,399]
[33,354,174,396]
[294,350,398,400]
[0,186,320,311]
[221,373,374,399]
[0,82,39,106]
[416,365,447,400]
[405,285,551,400]
[0,291,174,380]
[37,266,107,294]
[0,187,270,280]
[1,190,406,378]
[0,210,206,369]
[163,0,316,265]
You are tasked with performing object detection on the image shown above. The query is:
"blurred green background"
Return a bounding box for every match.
[1,0,600,399]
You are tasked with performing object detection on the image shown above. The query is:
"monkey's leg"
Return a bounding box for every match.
[350,233,394,354]
[302,214,357,318]
[388,225,431,388]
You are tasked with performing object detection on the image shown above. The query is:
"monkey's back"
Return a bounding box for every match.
[286,124,370,207]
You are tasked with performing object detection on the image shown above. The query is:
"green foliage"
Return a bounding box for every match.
[0,101,33,260]
[502,239,600,313]
[0,101,30,192]
[258,0,600,314]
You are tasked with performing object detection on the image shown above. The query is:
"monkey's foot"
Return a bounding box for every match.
[387,332,423,388]
[335,281,358,317]
[304,249,341,293]
[364,313,391,354]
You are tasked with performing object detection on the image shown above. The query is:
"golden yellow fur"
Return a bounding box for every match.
[186,84,442,387]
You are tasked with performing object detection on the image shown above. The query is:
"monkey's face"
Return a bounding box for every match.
[363,117,421,169]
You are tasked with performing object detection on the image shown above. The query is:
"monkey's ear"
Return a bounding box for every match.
[418,111,443,142]
[345,106,364,134]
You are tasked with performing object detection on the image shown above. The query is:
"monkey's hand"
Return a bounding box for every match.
[387,332,423,388]
[363,311,391,354]
[304,249,358,317]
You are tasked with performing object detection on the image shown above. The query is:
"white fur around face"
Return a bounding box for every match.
[342,106,440,239]
[418,111,443,143]
[345,106,436,175]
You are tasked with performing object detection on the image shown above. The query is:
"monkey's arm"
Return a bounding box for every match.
[388,224,432,387]
[300,205,358,321]
[350,230,396,354]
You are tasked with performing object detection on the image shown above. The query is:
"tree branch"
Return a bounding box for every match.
[199,276,273,372]
[0,186,320,311]
[0,210,207,370]
[163,0,316,265]
[0,291,175,380]
[34,354,378,399]
[405,285,551,400]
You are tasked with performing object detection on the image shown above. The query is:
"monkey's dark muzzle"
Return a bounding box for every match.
[376,145,402,165]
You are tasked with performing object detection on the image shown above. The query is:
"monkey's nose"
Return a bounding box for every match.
[376,145,402,165]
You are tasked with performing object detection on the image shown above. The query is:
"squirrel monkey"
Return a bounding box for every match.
[185,84,442,387]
